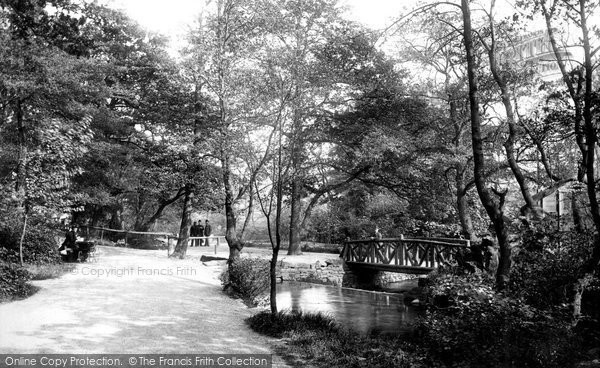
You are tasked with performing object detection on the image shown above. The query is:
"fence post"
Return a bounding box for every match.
[124,231,128,247]
[100,229,104,244]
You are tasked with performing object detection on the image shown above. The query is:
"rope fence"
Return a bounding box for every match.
[80,226,226,257]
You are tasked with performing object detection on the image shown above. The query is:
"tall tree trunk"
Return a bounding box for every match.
[574,0,600,320]
[15,100,27,197]
[540,0,600,319]
[170,184,193,259]
[461,0,511,289]
[449,93,475,240]
[456,170,475,240]
[269,123,286,314]
[288,177,302,255]
[223,156,244,262]
[485,9,539,219]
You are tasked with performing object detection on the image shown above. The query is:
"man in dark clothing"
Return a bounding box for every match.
[59,225,79,262]
[204,220,212,247]
[191,221,199,247]
[198,222,205,247]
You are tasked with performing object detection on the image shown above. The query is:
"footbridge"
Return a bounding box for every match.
[341,236,470,275]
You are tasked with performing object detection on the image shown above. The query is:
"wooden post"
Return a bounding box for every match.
[124,231,128,247]
[100,229,104,244]
[214,236,217,255]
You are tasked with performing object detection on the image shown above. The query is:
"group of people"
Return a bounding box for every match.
[190,219,212,247]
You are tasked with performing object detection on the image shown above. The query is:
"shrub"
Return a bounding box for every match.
[0,262,35,302]
[416,271,582,368]
[510,226,596,310]
[0,215,61,265]
[220,257,270,306]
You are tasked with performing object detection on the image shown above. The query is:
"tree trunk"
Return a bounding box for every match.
[15,100,27,197]
[19,213,28,266]
[270,246,280,314]
[540,0,600,319]
[486,32,539,219]
[288,178,302,255]
[135,188,185,232]
[461,0,511,289]
[223,157,244,263]
[574,0,600,319]
[170,185,193,259]
[456,170,475,240]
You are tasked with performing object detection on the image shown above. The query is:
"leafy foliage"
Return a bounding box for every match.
[0,214,61,265]
[0,262,35,302]
[220,257,270,305]
[510,223,595,309]
[416,271,582,368]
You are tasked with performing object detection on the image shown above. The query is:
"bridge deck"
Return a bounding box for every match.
[341,236,469,274]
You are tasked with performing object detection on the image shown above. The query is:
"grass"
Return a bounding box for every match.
[247,311,427,368]
[26,262,76,280]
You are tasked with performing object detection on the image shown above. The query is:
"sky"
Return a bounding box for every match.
[111,0,411,38]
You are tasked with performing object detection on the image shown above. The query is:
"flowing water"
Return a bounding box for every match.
[276,282,419,336]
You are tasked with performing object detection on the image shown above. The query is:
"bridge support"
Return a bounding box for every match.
[341,261,419,290]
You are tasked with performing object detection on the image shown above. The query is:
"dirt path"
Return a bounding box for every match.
[0,246,291,366]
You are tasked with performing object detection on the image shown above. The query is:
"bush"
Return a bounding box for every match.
[0,215,61,265]
[0,262,36,302]
[416,271,582,368]
[510,226,595,310]
[220,257,270,306]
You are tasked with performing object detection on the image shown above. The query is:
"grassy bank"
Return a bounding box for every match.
[26,263,76,280]
[0,262,75,303]
[247,311,426,368]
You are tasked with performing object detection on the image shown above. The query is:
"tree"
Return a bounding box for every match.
[0,0,109,264]
[183,0,276,262]
[523,0,600,319]
[460,0,512,288]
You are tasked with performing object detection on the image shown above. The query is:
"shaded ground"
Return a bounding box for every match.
[0,246,296,366]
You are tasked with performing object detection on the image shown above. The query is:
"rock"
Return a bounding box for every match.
[325,258,343,266]
[200,255,228,262]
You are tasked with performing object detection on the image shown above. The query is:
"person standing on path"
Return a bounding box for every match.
[204,220,212,247]
[190,221,199,247]
[197,221,205,247]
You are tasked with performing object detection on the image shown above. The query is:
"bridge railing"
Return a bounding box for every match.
[341,237,469,272]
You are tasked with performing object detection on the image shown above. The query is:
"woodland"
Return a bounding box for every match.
[1,0,600,366]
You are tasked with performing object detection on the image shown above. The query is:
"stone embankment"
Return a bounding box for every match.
[277,258,345,286]
[276,256,418,289]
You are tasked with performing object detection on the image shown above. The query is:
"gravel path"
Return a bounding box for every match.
[0,246,292,367]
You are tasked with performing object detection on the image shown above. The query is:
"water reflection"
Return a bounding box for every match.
[276,282,418,336]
